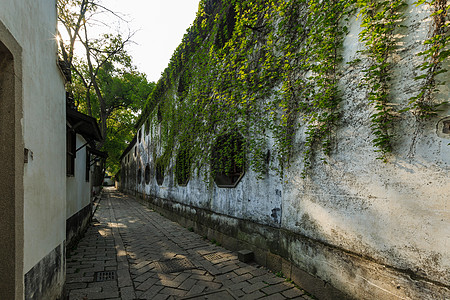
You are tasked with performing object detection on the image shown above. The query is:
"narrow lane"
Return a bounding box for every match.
[65,188,313,300]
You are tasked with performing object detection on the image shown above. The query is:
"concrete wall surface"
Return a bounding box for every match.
[120,1,450,299]
[66,135,90,219]
[0,0,66,298]
[66,135,92,248]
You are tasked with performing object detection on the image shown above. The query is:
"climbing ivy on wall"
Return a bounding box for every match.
[408,0,449,119]
[135,0,449,181]
[356,0,407,160]
[296,0,354,175]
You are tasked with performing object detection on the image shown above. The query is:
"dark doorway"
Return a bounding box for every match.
[0,32,23,299]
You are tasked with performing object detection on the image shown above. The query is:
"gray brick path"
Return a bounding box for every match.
[65,188,313,299]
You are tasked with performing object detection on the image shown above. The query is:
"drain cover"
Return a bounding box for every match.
[155,258,195,273]
[94,271,116,282]
[203,253,223,261]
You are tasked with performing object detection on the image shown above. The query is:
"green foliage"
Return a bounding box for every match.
[175,148,192,185]
[275,271,284,278]
[295,0,354,175]
[137,0,353,179]
[356,0,407,161]
[135,0,448,180]
[408,0,449,119]
[58,0,157,176]
[73,57,155,174]
[211,132,245,179]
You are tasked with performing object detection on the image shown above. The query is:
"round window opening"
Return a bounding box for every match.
[144,164,151,184]
[176,148,191,186]
[211,132,245,188]
[155,159,164,186]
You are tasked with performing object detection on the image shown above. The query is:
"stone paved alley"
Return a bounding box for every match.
[65,188,314,300]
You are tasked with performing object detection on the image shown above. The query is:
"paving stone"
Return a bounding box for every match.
[185,284,207,296]
[68,290,88,300]
[195,280,222,291]
[232,289,246,297]
[216,273,236,281]
[133,260,152,270]
[282,288,306,298]
[265,276,288,285]
[261,283,291,295]
[231,272,253,284]
[65,276,94,284]
[248,274,277,284]
[137,284,164,298]
[150,294,170,300]
[159,287,188,297]
[234,265,257,276]
[64,282,88,290]
[249,267,269,277]
[159,278,184,288]
[241,290,267,300]
[120,286,136,300]
[136,277,158,291]
[88,280,118,289]
[178,278,197,291]
[229,281,252,291]
[189,269,207,275]
[131,263,155,275]
[68,286,102,294]
[242,281,269,294]
[189,274,214,282]
[217,278,234,287]
[218,263,240,274]
[117,269,133,288]
[259,293,287,300]
[86,291,120,299]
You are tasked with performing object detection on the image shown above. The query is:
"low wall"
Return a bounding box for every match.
[66,203,92,250]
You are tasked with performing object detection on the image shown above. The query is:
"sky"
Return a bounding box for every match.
[102,0,201,83]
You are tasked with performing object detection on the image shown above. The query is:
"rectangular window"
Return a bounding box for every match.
[66,128,76,176]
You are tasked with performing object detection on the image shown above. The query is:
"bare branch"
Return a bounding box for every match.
[94,3,130,22]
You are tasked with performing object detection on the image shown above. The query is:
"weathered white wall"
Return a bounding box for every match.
[281,3,450,298]
[122,1,449,299]
[66,135,91,219]
[0,0,66,278]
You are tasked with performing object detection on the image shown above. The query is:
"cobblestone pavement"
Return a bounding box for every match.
[65,188,314,300]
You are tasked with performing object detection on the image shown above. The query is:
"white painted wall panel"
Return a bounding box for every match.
[0,0,66,273]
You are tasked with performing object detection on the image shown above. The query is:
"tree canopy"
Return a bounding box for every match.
[57,0,155,175]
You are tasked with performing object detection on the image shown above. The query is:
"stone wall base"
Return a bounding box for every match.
[24,243,65,300]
